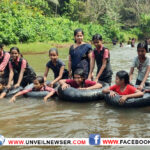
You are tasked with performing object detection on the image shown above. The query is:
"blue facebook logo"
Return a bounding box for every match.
[89,134,100,145]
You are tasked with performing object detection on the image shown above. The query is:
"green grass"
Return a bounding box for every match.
[4,41,72,53]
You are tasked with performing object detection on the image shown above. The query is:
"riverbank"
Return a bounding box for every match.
[5,41,114,54]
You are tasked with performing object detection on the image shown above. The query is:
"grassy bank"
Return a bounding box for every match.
[5,41,114,54]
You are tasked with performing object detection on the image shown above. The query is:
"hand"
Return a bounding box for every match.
[6,84,11,89]
[9,96,16,103]
[119,95,128,104]
[49,83,54,88]
[137,84,144,91]
[109,91,117,97]
[69,71,72,79]
[43,96,48,103]
[14,83,20,88]
[61,83,70,90]
[94,78,99,83]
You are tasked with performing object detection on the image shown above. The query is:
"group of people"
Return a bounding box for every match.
[0,28,149,104]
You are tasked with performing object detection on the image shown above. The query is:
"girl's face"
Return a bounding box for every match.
[74,32,84,44]
[93,39,102,49]
[49,51,58,62]
[115,76,124,86]
[11,50,19,60]
[137,48,146,58]
[33,80,43,90]
[74,74,83,86]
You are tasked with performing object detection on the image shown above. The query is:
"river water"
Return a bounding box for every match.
[1,44,150,150]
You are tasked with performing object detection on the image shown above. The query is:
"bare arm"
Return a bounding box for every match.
[59,79,70,90]
[102,87,110,94]
[129,67,134,83]
[68,55,72,78]
[88,51,93,80]
[44,67,49,82]
[95,58,107,81]
[14,68,25,88]
[140,66,150,86]
[85,83,102,90]
[0,92,7,99]
[43,90,55,102]
[7,68,14,88]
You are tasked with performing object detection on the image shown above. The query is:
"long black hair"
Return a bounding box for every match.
[74,68,86,87]
[34,76,44,84]
[116,70,130,84]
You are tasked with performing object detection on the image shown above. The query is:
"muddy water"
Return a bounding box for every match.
[1,45,150,150]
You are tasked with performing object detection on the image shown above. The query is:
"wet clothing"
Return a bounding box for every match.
[131,56,150,84]
[69,44,92,78]
[18,85,55,95]
[93,47,113,85]
[46,59,68,79]
[0,51,10,83]
[109,84,136,95]
[9,57,36,87]
[66,79,96,88]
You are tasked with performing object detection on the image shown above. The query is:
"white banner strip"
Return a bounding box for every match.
[1,138,150,146]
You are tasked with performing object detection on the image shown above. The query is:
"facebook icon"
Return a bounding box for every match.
[89,134,100,145]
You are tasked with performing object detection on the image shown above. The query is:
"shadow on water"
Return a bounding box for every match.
[1,44,150,150]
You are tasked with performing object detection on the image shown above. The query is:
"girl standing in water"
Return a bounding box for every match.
[68,29,93,79]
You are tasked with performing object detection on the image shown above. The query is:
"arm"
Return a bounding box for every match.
[129,67,134,83]
[9,89,31,103]
[14,68,25,88]
[119,90,144,104]
[88,51,93,80]
[50,66,65,87]
[68,55,72,78]
[44,67,49,82]
[0,92,7,99]
[0,53,10,71]
[138,66,150,90]
[43,90,55,102]
[95,58,107,82]
[85,83,102,90]
[102,87,117,97]
[7,67,14,89]
[59,79,70,90]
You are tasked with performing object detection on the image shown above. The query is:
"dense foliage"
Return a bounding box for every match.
[0,0,149,44]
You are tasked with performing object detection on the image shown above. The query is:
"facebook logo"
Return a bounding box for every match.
[89,134,100,145]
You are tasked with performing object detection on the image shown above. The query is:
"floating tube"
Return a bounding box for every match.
[104,93,150,107]
[6,86,23,97]
[24,81,58,98]
[58,82,109,102]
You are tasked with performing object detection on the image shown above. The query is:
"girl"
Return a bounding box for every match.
[59,68,102,90]
[91,34,113,85]
[103,71,143,104]
[129,42,150,90]
[0,79,10,99]
[68,28,93,79]
[7,47,36,88]
[44,48,68,88]
[0,43,10,84]
[10,76,55,103]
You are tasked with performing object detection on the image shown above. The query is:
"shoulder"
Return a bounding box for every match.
[5,52,10,57]
[85,43,92,49]
[57,59,65,66]
[85,80,96,84]
[127,84,136,90]
[46,60,52,67]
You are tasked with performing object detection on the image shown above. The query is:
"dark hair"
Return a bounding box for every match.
[74,68,86,87]
[49,48,58,55]
[92,34,102,41]
[74,28,84,36]
[34,76,44,84]
[10,47,20,54]
[116,70,130,84]
[137,42,147,51]
[0,43,4,49]
[0,78,7,85]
